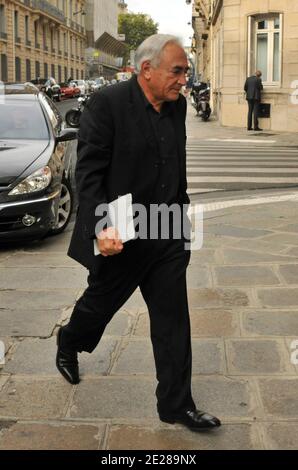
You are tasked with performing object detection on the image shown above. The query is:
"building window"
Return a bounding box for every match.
[1,54,8,82]
[64,32,67,52]
[26,59,31,81]
[51,28,55,52]
[34,21,39,47]
[36,60,40,78]
[44,63,48,78]
[64,66,68,81]
[58,64,62,83]
[25,16,29,43]
[248,14,282,85]
[15,57,21,81]
[57,30,61,52]
[14,11,19,42]
[51,64,55,78]
[43,25,47,50]
[0,4,6,36]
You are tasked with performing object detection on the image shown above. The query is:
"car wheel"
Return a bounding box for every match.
[50,177,73,235]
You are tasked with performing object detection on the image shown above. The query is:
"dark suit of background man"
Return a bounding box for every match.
[56,34,221,432]
[244,70,263,131]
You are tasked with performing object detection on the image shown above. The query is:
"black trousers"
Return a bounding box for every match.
[247,99,260,129]
[61,237,195,416]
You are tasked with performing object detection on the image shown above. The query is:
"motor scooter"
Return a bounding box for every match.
[65,96,89,128]
[191,82,211,121]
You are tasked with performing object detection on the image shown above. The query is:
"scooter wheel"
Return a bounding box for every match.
[65,110,81,128]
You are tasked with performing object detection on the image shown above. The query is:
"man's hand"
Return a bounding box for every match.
[96,227,123,257]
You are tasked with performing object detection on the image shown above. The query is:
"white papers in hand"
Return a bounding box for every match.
[94,193,135,256]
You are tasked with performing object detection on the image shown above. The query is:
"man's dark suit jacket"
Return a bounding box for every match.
[68,75,189,274]
[244,75,263,101]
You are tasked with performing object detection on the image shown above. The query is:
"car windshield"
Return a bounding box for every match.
[0,100,49,140]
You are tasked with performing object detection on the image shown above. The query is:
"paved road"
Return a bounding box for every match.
[186,140,298,195]
[56,97,79,119]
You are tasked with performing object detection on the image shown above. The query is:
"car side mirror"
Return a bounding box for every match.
[56,128,78,142]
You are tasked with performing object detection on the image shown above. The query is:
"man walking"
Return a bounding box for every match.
[244,70,263,131]
[56,34,221,432]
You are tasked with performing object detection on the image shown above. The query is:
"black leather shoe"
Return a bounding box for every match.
[254,127,263,131]
[159,409,221,431]
[247,128,253,131]
[56,327,80,385]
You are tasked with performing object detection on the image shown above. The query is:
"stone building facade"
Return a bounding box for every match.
[192,0,298,132]
[0,0,86,83]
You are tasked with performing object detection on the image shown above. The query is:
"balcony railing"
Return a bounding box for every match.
[0,32,7,40]
[31,0,66,24]
[26,39,32,47]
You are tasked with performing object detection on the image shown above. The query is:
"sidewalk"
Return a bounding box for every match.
[186,103,298,148]
[1,194,298,450]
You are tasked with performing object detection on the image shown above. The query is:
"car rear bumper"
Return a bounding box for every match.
[0,190,60,241]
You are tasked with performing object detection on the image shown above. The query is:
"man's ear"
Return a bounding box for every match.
[141,61,152,80]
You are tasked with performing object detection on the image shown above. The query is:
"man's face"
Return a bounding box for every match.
[146,43,189,102]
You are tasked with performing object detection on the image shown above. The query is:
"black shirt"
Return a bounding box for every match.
[137,83,181,206]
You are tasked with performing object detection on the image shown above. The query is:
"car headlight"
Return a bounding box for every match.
[8,166,52,196]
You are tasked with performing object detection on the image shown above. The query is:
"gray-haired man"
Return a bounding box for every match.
[56,34,221,432]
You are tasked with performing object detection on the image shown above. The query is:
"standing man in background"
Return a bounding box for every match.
[244,70,263,131]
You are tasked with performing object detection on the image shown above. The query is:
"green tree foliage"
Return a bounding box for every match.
[119,13,158,65]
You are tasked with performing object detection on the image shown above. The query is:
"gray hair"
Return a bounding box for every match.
[134,34,183,74]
